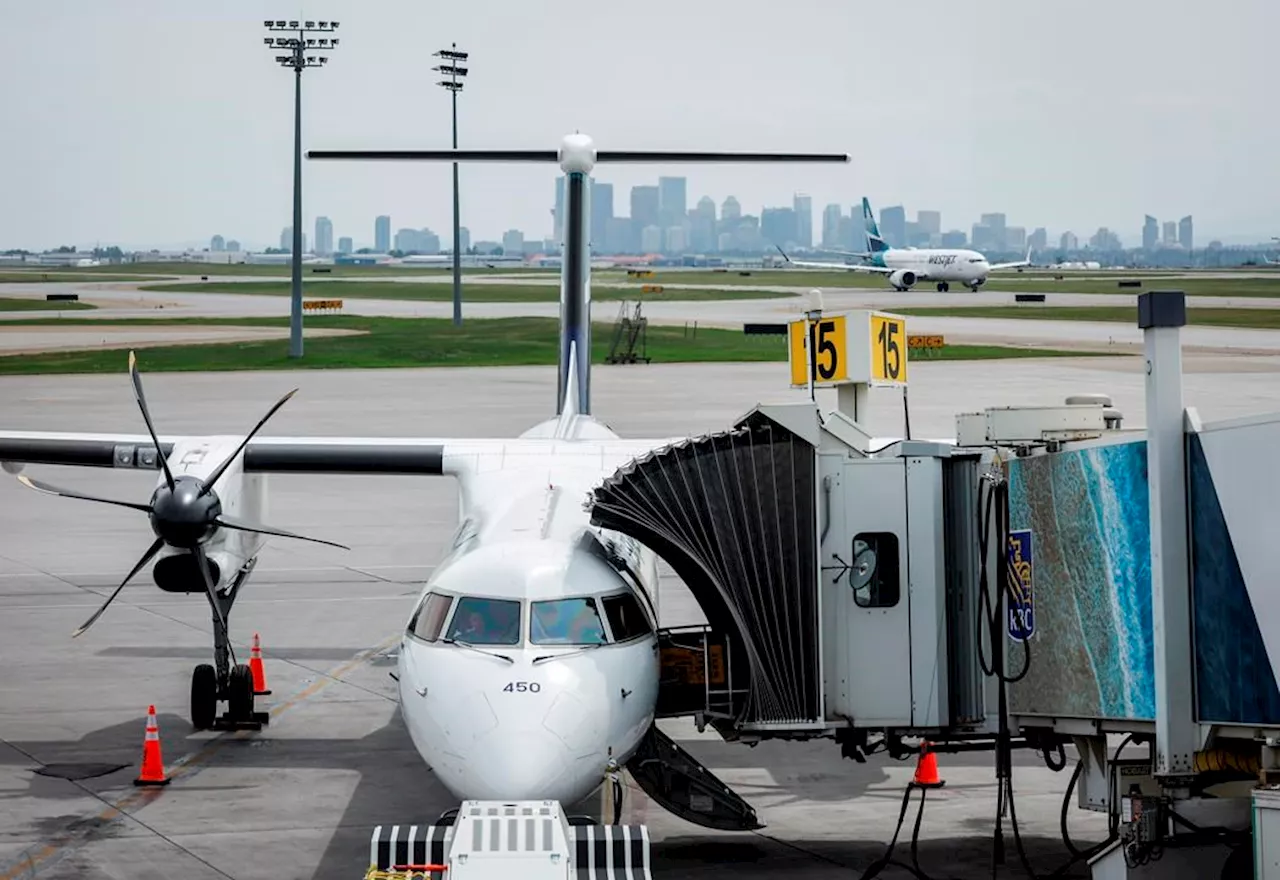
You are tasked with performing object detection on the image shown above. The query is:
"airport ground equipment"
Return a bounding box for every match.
[589,292,1277,874]
[365,801,651,880]
[605,300,649,364]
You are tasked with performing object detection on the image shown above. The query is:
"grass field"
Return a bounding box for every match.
[0,315,1097,375]
[894,305,1280,329]
[0,296,96,311]
[136,280,786,302]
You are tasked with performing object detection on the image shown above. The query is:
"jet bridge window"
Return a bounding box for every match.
[445,597,522,646]
[851,532,900,608]
[531,598,607,645]
[408,591,454,642]
[602,592,653,642]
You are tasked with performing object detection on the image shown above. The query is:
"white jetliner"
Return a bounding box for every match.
[0,133,848,832]
[777,196,1032,292]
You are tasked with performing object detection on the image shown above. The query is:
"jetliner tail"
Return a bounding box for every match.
[309,140,848,418]
[861,197,890,254]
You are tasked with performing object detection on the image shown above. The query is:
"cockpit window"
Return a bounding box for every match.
[445,596,521,646]
[602,592,653,642]
[530,598,607,645]
[408,591,454,642]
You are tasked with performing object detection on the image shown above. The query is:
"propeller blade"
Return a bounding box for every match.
[128,350,176,491]
[199,388,299,497]
[193,544,233,661]
[215,514,350,550]
[73,537,165,637]
[18,474,153,514]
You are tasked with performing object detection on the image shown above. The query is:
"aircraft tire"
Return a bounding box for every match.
[228,664,255,721]
[191,664,217,730]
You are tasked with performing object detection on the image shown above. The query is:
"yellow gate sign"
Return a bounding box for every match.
[788,310,908,388]
[788,314,849,387]
[870,313,908,384]
[908,335,945,349]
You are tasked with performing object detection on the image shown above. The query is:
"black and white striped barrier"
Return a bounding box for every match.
[369,815,652,879]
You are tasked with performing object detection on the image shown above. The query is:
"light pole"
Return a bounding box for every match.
[264,18,340,358]
[433,44,468,326]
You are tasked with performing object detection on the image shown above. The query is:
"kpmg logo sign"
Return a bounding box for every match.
[1007,529,1034,641]
[926,254,957,266]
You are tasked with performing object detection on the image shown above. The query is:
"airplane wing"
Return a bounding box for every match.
[988,246,1033,271]
[781,257,895,274]
[0,431,678,480]
[773,245,893,274]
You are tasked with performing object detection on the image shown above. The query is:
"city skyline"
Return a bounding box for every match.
[1,2,1276,254]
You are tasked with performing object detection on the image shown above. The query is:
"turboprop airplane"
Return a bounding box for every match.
[0,132,848,832]
[777,196,1032,292]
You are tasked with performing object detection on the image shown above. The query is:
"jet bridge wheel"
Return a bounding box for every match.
[190,663,217,730]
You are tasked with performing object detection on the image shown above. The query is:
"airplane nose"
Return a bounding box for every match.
[469,727,581,801]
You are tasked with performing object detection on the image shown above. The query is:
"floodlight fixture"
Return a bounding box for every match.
[262,16,342,357]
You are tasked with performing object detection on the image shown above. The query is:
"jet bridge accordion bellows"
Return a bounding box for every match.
[590,416,821,727]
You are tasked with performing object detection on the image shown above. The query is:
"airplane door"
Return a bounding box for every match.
[821,457,912,726]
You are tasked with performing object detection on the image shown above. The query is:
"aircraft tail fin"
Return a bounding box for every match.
[861,197,890,253]
[308,140,849,418]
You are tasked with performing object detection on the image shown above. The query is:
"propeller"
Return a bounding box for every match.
[16,351,350,638]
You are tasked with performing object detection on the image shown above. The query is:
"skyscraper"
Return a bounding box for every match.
[880,205,906,248]
[658,177,687,228]
[630,185,660,241]
[1143,215,1158,251]
[210,235,225,252]
[821,204,842,249]
[591,180,613,249]
[1163,221,1177,246]
[1179,215,1193,251]
[917,210,941,244]
[792,194,812,248]
[375,215,391,253]
[315,216,333,256]
[337,236,353,255]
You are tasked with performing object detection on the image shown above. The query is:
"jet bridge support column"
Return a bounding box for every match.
[1140,289,1197,783]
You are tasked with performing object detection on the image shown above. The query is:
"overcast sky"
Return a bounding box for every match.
[3,0,1276,251]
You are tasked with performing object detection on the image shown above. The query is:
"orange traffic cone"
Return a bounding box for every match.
[249,632,271,696]
[133,704,170,787]
[912,741,945,789]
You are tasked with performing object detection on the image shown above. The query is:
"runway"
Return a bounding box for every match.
[3,353,1279,879]
[3,277,1280,356]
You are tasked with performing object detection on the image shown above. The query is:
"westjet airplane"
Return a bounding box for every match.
[0,132,848,834]
[778,197,1032,292]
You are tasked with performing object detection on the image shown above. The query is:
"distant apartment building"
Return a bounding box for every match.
[337,236,353,255]
[502,229,525,256]
[1162,221,1177,247]
[821,204,843,249]
[375,215,391,253]
[314,217,334,257]
[879,205,906,248]
[1060,231,1079,251]
[210,235,225,251]
[792,194,812,248]
[1143,215,1158,251]
[1179,215,1193,251]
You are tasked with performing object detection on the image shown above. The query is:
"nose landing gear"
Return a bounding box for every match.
[189,558,269,731]
[936,282,950,292]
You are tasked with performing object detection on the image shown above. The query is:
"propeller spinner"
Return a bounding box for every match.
[16,351,348,639]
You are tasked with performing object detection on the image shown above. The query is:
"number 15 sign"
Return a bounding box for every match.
[788,310,909,389]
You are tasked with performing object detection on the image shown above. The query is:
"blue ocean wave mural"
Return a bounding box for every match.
[1007,440,1156,721]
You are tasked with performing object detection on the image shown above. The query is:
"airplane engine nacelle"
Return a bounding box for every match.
[888,269,916,289]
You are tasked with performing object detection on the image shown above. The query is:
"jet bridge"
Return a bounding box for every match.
[589,298,1280,876]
